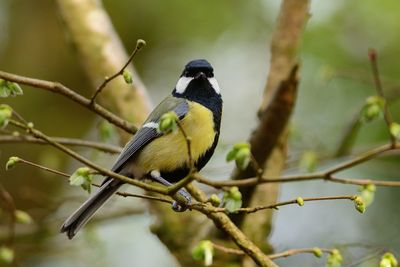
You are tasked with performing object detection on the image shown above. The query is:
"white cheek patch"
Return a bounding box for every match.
[175,77,193,94]
[143,122,159,129]
[208,77,221,94]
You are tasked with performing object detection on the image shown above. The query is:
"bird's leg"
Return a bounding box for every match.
[150,171,191,212]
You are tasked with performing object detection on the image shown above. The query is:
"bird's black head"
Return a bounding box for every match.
[173,59,221,100]
[181,59,214,78]
[172,59,222,128]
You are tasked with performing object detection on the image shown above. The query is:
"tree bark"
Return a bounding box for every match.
[56,0,152,142]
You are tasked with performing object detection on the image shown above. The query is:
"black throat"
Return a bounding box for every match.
[172,78,222,129]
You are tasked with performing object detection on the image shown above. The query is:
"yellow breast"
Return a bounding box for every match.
[133,102,216,173]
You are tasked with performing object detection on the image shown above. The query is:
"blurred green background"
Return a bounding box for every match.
[1,0,400,266]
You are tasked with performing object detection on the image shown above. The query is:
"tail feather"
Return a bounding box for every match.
[60,179,122,239]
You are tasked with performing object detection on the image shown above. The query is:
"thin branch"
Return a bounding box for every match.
[268,247,334,260]
[198,195,356,214]
[0,70,137,134]
[16,158,70,178]
[212,242,246,256]
[185,184,278,267]
[14,156,173,204]
[212,242,335,260]
[90,39,146,104]
[195,143,400,188]
[8,119,168,195]
[0,134,122,154]
[368,48,396,145]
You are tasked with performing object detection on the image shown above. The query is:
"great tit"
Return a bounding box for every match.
[61,59,223,239]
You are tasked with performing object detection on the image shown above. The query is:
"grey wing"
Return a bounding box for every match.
[109,97,189,174]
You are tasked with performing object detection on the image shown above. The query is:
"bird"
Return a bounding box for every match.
[61,59,223,239]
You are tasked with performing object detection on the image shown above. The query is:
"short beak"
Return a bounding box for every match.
[195,72,207,79]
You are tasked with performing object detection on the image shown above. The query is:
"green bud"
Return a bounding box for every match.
[6,81,23,97]
[0,104,12,129]
[191,240,214,266]
[380,252,398,267]
[0,246,14,264]
[381,258,393,267]
[226,149,237,162]
[6,156,20,170]
[299,150,318,173]
[226,142,251,164]
[69,167,93,193]
[122,70,133,84]
[15,210,33,224]
[209,194,221,207]
[0,79,9,97]
[390,122,400,140]
[223,187,242,213]
[365,184,376,192]
[359,185,376,207]
[0,80,23,98]
[235,147,251,170]
[296,197,304,206]
[313,247,323,258]
[362,95,385,122]
[136,39,147,50]
[354,196,366,214]
[27,122,34,129]
[233,142,250,150]
[327,249,343,267]
[158,112,178,133]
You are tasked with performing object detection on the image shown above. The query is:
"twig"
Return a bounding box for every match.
[212,242,335,260]
[195,143,400,188]
[16,158,70,178]
[14,156,173,204]
[0,70,137,134]
[268,247,334,260]
[0,134,122,154]
[201,195,356,214]
[90,39,146,104]
[212,242,246,255]
[8,119,168,195]
[368,48,396,145]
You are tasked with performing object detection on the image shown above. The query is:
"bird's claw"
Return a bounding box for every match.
[171,188,192,212]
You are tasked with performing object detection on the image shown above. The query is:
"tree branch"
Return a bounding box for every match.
[0,134,122,154]
[0,70,137,134]
[195,143,400,188]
